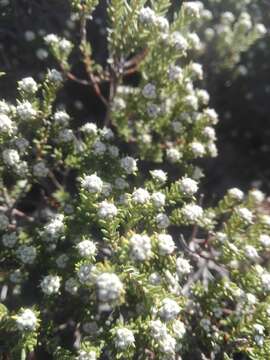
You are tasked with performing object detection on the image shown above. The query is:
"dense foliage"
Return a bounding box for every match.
[0,1,269,359]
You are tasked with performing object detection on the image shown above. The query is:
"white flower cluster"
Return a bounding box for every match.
[0,113,15,135]
[179,177,198,195]
[40,275,61,295]
[157,234,175,255]
[76,239,97,258]
[129,233,152,261]
[16,245,37,264]
[16,309,37,331]
[77,350,97,360]
[97,201,118,219]
[81,174,103,193]
[44,214,65,241]
[18,77,38,94]
[96,272,123,304]
[114,327,135,349]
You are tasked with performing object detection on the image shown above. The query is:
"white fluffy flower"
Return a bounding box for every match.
[81,174,103,193]
[18,77,38,94]
[47,69,63,84]
[44,33,59,45]
[93,140,106,155]
[81,122,98,135]
[149,272,162,285]
[33,162,49,178]
[236,207,253,224]
[56,254,69,268]
[2,232,17,248]
[120,156,137,174]
[176,257,192,276]
[244,245,259,260]
[58,128,74,142]
[151,192,166,208]
[170,32,188,51]
[17,101,37,120]
[76,239,97,258]
[249,189,265,203]
[130,234,152,261]
[3,149,20,166]
[0,113,14,134]
[96,272,123,302]
[65,277,79,295]
[139,7,156,25]
[115,328,135,349]
[259,234,270,247]
[149,319,168,340]
[166,148,182,163]
[0,213,9,230]
[168,65,183,81]
[142,83,156,99]
[16,245,37,264]
[179,177,198,195]
[204,108,219,124]
[190,141,205,157]
[77,350,97,360]
[132,188,150,204]
[41,275,61,295]
[182,1,203,18]
[157,234,175,255]
[182,203,203,222]
[77,264,96,284]
[150,169,167,183]
[155,16,169,32]
[44,214,65,241]
[16,309,37,331]
[261,273,270,291]
[189,62,203,79]
[228,188,244,201]
[203,126,216,140]
[14,137,29,153]
[97,201,118,219]
[53,110,70,126]
[156,213,170,229]
[159,298,181,321]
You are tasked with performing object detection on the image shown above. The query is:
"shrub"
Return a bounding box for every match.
[0,1,269,359]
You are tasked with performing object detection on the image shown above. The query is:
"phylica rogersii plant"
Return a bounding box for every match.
[0,1,269,359]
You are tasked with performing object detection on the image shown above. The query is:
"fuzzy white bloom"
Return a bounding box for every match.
[3,148,20,166]
[149,272,162,285]
[159,298,181,321]
[204,108,219,124]
[259,234,270,247]
[16,245,37,264]
[182,203,203,222]
[179,177,198,195]
[41,275,61,295]
[172,320,186,339]
[65,277,79,295]
[228,188,244,201]
[184,94,198,110]
[236,207,253,224]
[155,16,169,32]
[97,201,118,219]
[81,122,98,135]
[53,110,70,126]
[9,269,23,284]
[96,272,123,302]
[18,77,38,94]
[203,126,216,141]
[77,264,96,284]
[221,11,235,25]
[44,214,64,241]
[249,189,265,203]
[0,113,14,134]
[100,127,114,140]
[115,328,135,349]
[170,32,188,52]
[0,213,9,230]
[120,156,137,174]
[156,213,170,229]
[157,234,175,255]
[149,319,168,340]
[139,7,156,25]
[150,169,167,183]
[56,254,69,268]
[132,188,150,204]
[190,141,205,157]
[93,140,106,155]
[77,350,97,360]
[189,62,203,79]
[81,174,103,193]
[101,182,112,198]
[215,232,227,243]
[261,273,270,291]
[187,32,201,50]
[142,83,156,99]
[130,234,152,261]
[58,128,74,142]
[168,65,183,82]
[166,148,182,163]
[197,89,210,105]
[2,232,17,248]
[44,33,59,45]
[33,162,49,178]
[151,192,166,208]
[47,69,63,84]
[244,245,259,260]
[17,101,37,120]
[182,1,203,18]
[77,240,97,258]
[176,257,192,276]
[254,23,267,36]
[16,309,37,331]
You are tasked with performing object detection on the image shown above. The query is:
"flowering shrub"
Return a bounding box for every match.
[0,1,269,360]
